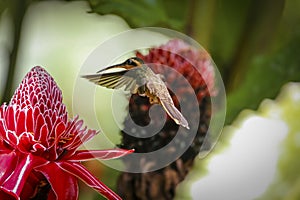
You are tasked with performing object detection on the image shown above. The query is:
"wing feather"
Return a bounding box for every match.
[82,71,136,91]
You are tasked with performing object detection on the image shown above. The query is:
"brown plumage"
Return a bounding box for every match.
[82,57,189,129]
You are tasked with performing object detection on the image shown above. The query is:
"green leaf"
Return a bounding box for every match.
[0,0,9,15]
[226,33,300,124]
[87,0,188,30]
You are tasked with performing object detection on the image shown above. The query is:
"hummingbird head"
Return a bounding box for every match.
[123,57,145,68]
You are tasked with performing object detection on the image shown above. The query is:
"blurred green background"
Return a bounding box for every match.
[0,0,300,199]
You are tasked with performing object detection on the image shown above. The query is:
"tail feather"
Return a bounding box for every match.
[160,101,190,129]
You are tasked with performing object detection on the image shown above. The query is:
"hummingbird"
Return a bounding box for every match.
[82,57,189,129]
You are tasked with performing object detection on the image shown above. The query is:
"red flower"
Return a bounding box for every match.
[0,66,133,200]
[118,39,215,199]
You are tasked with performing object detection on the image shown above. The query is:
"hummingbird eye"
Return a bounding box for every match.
[124,57,144,67]
[125,58,137,66]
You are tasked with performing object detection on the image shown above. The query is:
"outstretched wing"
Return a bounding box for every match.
[82,70,138,93]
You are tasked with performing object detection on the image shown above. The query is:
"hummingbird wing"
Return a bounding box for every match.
[82,70,138,93]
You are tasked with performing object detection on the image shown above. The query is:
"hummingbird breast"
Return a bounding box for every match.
[145,76,172,105]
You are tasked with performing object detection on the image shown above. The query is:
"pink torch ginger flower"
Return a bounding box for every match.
[0,66,133,200]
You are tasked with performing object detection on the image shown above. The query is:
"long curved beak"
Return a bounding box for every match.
[97,61,136,73]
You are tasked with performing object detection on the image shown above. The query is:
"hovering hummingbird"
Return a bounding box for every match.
[82,57,189,129]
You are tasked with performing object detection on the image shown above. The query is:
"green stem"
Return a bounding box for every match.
[1,0,30,104]
[226,0,285,92]
[185,0,216,50]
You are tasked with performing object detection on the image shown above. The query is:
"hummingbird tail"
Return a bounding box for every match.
[160,101,190,129]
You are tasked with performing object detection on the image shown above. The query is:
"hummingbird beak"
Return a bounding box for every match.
[97,62,136,73]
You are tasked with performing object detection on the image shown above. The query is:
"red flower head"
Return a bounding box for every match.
[0,66,133,200]
[118,39,216,199]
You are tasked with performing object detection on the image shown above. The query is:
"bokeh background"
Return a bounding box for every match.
[0,0,300,199]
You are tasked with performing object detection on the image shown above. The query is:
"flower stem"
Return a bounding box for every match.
[1,0,30,104]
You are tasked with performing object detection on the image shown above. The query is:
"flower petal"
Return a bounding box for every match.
[34,113,46,141]
[67,148,134,161]
[0,152,17,185]
[25,107,34,133]
[54,121,66,140]
[0,153,46,199]
[0,119,7,140]
[16,110,26,135]
[35,162,78,200]
[6,130,18,147]
[39,124,49,147]
[5,106,16,132]
[63,127,98,156]
[19,170,48,200]
[58,161,121,200]
[17,132,36,153]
